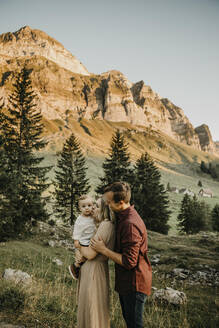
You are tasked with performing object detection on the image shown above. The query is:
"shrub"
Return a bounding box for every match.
[178,195,210,234]
[48,219,56,226]
[36,295,62,314]
[212,204,219,232]
[198,180,202,187]
[0,286,26,312]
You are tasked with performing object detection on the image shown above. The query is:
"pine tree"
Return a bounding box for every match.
[210,166,218,179]
[0,68,51,238]
[200,161,208,174]
[166,182,171,191]
[54,133,90,225]
[212,204,219,232]
[177,194,193,234]
[132,152,170,234]
[178,195,209,234]
[0,101,7,190]
[96,130,133,194]
[198,180,202,187]
[198,200,211,231]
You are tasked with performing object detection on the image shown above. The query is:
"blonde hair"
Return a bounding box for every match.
[98,198,115,223]
[78,194,92,206]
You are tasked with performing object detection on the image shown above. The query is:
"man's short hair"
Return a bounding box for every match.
[104,181,131,203]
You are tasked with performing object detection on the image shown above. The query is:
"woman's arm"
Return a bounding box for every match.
[79,245,97,260]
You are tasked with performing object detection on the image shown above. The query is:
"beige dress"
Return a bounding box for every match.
[77,220,115,328]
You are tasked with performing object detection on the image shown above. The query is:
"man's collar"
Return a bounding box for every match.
[116,205,134,221]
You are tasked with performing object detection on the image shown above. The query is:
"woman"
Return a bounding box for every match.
[76,198,115,328]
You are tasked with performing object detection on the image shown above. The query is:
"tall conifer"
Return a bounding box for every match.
[177,194,193,234]
[133,152,170,234]
[54,133,90,225]
[178,195,209,234]
[0,68,51,237]
[212,204,219,232]
[96,130,133,194]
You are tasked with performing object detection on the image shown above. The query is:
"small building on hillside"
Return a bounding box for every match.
[198,188,213,198]
[179,188,194,197]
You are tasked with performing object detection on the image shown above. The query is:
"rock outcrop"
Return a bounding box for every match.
[152,287,187,305]
[0,26,216,154]
[0,26,89,75]
[195,124,216,153]
[215,141,219,154]
[3,269,32,285]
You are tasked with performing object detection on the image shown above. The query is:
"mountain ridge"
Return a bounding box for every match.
[0,26,89,75]
[0,26,217,156]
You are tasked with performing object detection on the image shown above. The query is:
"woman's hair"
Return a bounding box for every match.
[98,198,115,222]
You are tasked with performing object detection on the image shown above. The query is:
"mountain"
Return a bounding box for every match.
[0,26,89,75]
[215,141,219,153]
[0,26,217,156]
[195,124,216,153]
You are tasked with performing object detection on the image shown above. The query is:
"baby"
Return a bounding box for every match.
[68,195,100,279]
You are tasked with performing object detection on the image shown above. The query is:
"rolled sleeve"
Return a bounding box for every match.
[121,224,142,270]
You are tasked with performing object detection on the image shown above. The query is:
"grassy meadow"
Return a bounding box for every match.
[0,229,218,328]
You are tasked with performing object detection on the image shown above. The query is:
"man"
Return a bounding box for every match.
[91,181,152,328]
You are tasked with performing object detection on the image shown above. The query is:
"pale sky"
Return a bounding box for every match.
[1,0,219,140]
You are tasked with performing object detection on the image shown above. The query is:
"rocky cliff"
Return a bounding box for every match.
[0,26,89,75]
[215,142,219,154]
[195,124,216,153]
[0,26,216,154]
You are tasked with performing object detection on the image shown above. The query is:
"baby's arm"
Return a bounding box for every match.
[74,240,80,248]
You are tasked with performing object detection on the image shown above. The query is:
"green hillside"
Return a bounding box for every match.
[41,120,219,235]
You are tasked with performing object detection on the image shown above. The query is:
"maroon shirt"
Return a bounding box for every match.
[114,205,152,295]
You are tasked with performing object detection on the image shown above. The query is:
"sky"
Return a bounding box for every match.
[0,0,219,140]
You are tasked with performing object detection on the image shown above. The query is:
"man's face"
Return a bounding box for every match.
[104,191,122,212]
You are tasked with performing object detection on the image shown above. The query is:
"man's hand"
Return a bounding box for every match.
[90,237,107,255]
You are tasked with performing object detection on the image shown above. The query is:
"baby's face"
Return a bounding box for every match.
[79,198,94,217]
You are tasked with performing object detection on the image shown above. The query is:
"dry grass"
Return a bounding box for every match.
[0,230,218,327]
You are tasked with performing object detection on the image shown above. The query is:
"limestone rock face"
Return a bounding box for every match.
[0,26,89,75]
[215,141,219,154]
[130,82,201,149]
[195,124,216,153]
[0,26,216,154]
[161,98,201,150]
[102,71,147,125]
[131,81,172,134]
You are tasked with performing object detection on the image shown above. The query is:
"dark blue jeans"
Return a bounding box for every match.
[119,291,147,328]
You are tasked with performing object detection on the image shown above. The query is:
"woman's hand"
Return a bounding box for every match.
[90,237,107,254]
